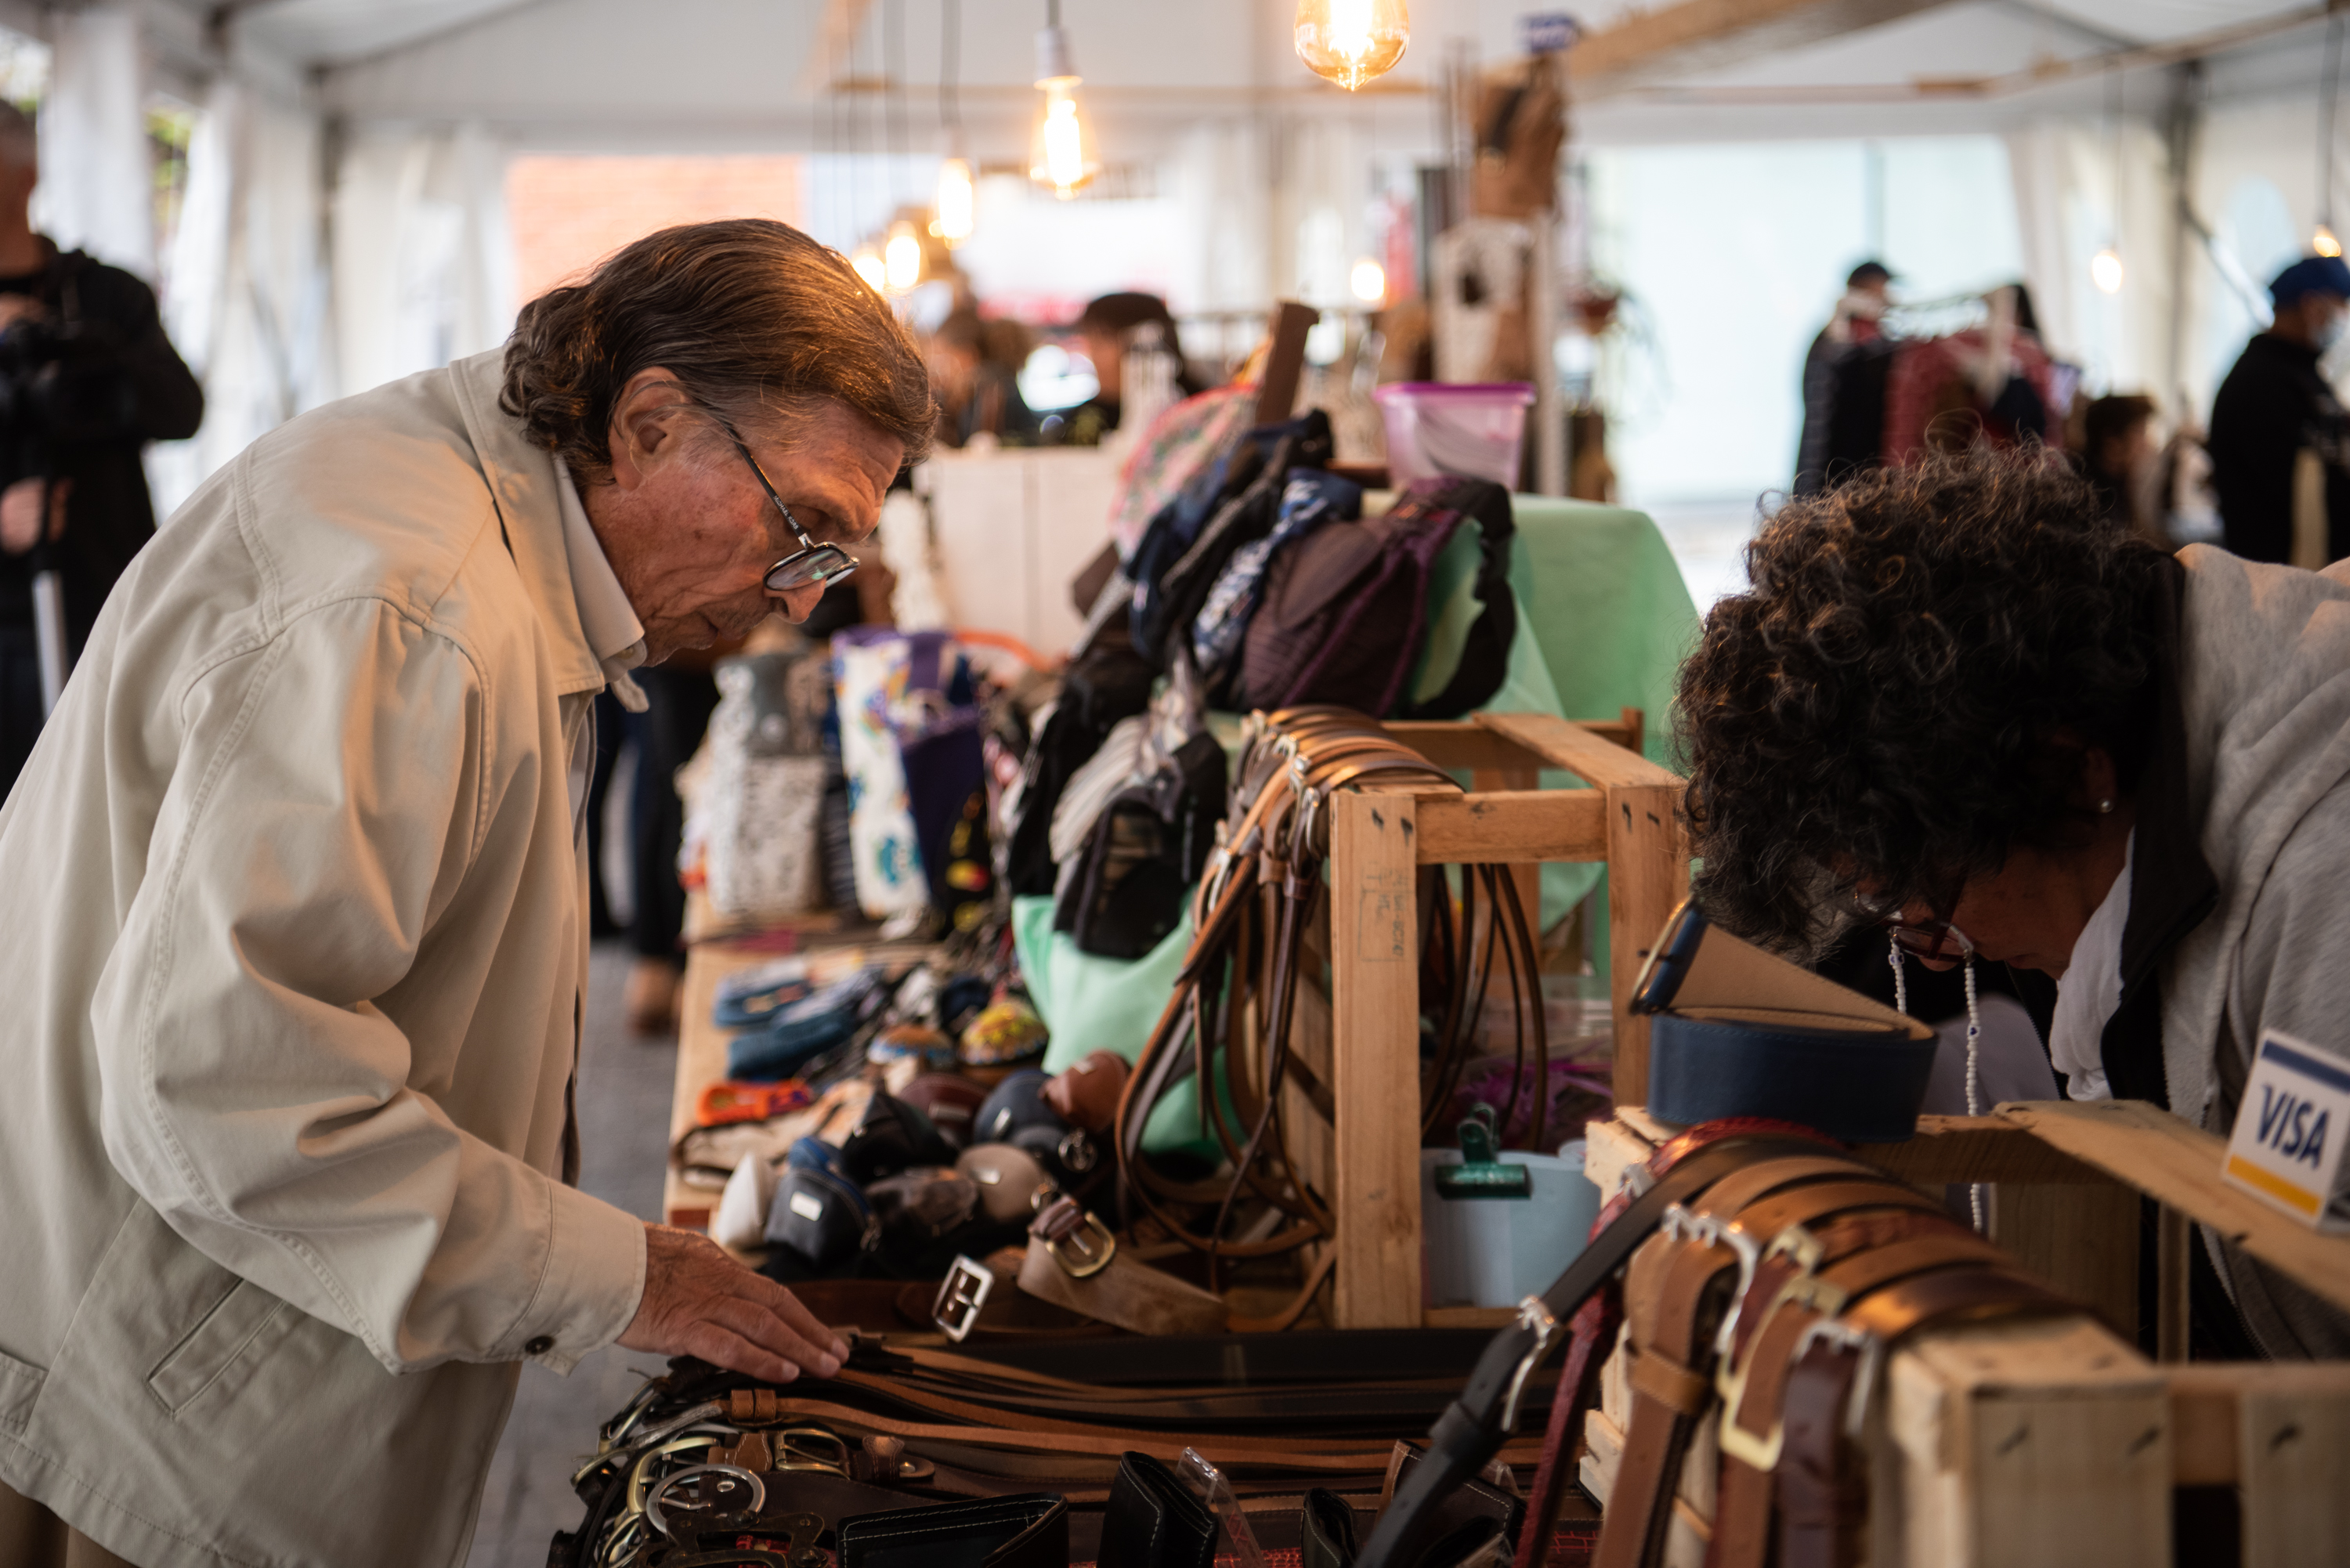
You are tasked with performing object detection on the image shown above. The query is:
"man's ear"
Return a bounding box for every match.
[606,368,693,493]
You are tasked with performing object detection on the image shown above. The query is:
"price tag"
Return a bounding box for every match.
[2222,1029,2350,1230]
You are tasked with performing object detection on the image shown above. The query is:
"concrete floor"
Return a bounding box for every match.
[467,941,677,1568]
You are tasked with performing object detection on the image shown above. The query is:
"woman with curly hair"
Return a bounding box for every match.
[1679,446,2350,1357]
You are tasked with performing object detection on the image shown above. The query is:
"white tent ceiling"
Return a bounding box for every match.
[96,0,2333,156]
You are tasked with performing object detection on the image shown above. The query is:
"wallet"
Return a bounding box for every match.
[1098,1451,1216,1568]
[1301,1488,1360,1568]
[836,1492,1069,1568]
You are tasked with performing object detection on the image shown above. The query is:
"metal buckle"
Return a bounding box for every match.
[1043,1209,1118,1278]
[933,1254,993,1342]
[645,1463,766,1537]
[1790,1318,1885,1440]
[1714,1221,1824,1364]
[772,1427,852,1474]
[1715,1277,1855,1472]
[1499,1296,1561,1433]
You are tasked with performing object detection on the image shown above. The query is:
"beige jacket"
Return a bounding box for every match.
[0,350,647,1566]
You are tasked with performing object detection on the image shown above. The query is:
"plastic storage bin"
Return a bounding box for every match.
[1420,1139,1602,1310]
[1373,381,1536,488]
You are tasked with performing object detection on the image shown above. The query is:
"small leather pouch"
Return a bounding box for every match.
[866,1167,982,1242]
[1099,1451,1216,1568]
[1301,1488,1360,1568]
[764,1165,880,1270]
[956,1143,1057,1225]
[1043,1050,1130,1134]
[902,1072,991,1150]
[841,1091,957,1183]
[1379,1447,1523,1561]
[836,1492,1069,1568]
[978,1071,1101,1182]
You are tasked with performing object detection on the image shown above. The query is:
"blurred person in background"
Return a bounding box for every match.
[2208,255,2350,566]
[0,101,201,797]
[2077,392,2167,544]
[1057,291,1201,446]
[1794,258,1893,495]
[927,306,1039,448]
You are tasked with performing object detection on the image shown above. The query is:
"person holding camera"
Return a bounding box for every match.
[0,102,203,797]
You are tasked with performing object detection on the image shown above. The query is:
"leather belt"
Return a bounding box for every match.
[1591,1165,1941,1568]
[1775,1268,2074,1568]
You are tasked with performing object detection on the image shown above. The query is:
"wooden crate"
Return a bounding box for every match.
[1582,1103,2350,1566]
[1305,711,1690,1329]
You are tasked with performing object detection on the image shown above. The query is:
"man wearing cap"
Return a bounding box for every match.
[2208,254,2350,565]
[1793,260,1893,495]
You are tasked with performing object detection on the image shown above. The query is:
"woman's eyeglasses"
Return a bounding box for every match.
[724,429,859,594]
[1883,918,1976,964]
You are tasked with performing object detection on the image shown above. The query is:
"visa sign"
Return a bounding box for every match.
[2223,1031,2350,1229]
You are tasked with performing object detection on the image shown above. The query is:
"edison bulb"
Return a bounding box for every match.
[1296,0,1408,91]
[851,246,887,294]
[884,224,923,294]
[2318,225,2344,259]
[1350,258,1387,303]
[934,157,975,245]
[2090,246,2124,294]
[1030,80,1097,199]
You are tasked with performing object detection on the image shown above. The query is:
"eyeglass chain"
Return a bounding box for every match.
[1889,935,1987,1233]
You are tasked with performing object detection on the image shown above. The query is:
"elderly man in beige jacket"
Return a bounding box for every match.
[0,220,932,1568]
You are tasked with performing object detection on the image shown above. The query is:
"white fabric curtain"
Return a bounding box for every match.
[35,5,154,280]
[146,78,331,520]
[2005,116,2177,410]
[332,123,515,400]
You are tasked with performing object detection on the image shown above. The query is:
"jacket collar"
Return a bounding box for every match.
[446,349,608,699]
[2099,553,2219,1104]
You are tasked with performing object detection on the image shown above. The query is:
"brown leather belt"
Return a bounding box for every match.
[1593,1159,1935,1568]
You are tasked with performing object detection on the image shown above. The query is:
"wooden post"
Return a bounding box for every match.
[1604,782,1683,1107]
[1470,761,1544,983]
[2156,1205,2191,1363]
[1885,1316,2171,1568]
[1329,788,1424,1328]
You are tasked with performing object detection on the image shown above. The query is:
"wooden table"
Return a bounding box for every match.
[660,932,938,1231]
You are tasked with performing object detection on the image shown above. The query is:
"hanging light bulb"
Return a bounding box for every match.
[1295,0,1409,92]
[934,157,975,245]
[884,222,924,293]
[1030,10,1097,200]
[1350,258,1387,304]
[2090,246,2124,294]
[851,244,888,294]
[2317,225,2344,259]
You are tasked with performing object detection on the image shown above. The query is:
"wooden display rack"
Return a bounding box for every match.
[1584,1102,2350,1566]
[1301,710,1690,1330]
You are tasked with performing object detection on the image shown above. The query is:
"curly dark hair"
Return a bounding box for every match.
[1676,446,2171,956]
[501,219,935,481]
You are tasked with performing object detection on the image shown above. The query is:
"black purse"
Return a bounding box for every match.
[841,1091,957,1183]
[763,1165,880,1270]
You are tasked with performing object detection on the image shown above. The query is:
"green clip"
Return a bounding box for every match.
[1433,1105,1533,1201]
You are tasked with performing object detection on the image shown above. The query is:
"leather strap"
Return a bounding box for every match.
[1775,1269,2077,1568]
[1016,1213,1228,1338]
[1512,1290,1620,1568]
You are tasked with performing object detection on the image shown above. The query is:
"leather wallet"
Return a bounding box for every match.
[1098,1451,1216,1568]
[764,1165,880,1269]
[1301,1487,1360,1568]
[836,1492,1069,1568]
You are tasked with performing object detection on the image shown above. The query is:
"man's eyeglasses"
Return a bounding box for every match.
[724,428,859,594]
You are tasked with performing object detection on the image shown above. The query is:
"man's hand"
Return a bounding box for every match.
[0,476,67,555]
[616,1223,849,1382]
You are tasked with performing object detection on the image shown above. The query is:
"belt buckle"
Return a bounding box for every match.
[1499,1296,1561,1433]
[772,1426,852,1475]
[1045,1210,1119,1278]
[933,1254,994,1342]
[1715,1274,1852,1472]
[1715,1220,1826,1364]
[1792,1318,1884,1440]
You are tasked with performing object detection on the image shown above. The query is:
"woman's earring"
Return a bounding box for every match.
[2096,798,2115,814]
